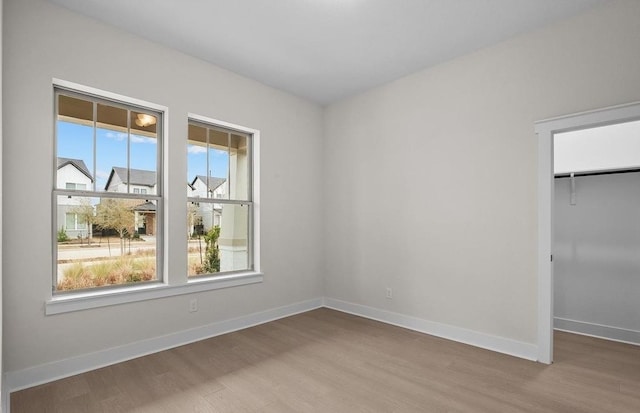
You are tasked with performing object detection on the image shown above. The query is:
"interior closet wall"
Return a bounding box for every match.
[554,171,640,344]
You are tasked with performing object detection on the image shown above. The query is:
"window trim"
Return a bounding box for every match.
[51,79,167,296]
[45,271,263,315]
[46,80,261,315]
[186,113,260,279]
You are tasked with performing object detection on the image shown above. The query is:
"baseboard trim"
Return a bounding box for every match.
[324,298,538,361]
[3,298,323,405]
[554,317,640,346]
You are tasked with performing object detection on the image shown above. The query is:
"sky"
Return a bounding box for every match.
[57,121,229,190]
[187,143,229,184]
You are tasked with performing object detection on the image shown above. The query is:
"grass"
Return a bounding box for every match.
[57,256,156,291]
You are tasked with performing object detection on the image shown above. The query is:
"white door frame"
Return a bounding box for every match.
[535,101,640,364]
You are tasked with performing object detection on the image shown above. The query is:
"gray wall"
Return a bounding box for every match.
[3,0,324,373]
[554,172,640,343]
[323,0,640,346]
[4,0,640,388]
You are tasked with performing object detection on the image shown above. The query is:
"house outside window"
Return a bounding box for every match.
[54,85,163,292]
[187,117,253,277]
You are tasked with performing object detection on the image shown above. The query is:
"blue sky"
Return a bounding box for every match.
[57,121,228,189]
[187,143,229,184]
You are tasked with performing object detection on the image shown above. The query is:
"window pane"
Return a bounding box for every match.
[65,213,75,230]
[229,133,249,201]
[187,123,229,200]
[58,94,93,123]
[187,200,208,276]
[97,103,128,192]
[130,111,158,195]
[56,195,158,291]
[187,124,207,185]
[187,202,249,276]
[57,95,94,191]
[208,129,229,199]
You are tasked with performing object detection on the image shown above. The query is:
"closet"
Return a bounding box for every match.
[553,120,640,344]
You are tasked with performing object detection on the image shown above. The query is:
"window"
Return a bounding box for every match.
[65,213,87,231]
[187,118,253,277]
[47,81,260,315]
[65,183,87,190]
[54,86,162,293]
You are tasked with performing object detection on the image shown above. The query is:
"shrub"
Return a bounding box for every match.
[203,226,220,273]
[57,227,70,242]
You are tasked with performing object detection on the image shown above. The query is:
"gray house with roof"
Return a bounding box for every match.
[191,175,226,198]
[105,167,157,195]
[104,167,158,235]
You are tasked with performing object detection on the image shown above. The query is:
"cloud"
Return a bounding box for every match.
[103,132,156,144]
[188,145,207,154]
[96,170,110,179]
[105,132,128,141]
[130,134,157,144]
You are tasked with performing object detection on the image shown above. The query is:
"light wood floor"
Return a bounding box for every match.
[11,308,640,412]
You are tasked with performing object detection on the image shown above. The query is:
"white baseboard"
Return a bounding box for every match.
[3,297,323,411]
[554,317,640,346]
[324,298,538,361]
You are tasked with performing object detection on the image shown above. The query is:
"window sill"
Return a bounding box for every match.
[45,272,263,315]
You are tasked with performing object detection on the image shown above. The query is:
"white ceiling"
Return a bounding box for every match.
[50,0,605,105]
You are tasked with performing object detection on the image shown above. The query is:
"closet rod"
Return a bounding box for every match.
[554,168,640,179]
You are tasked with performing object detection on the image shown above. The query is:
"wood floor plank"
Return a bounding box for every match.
[10,308,640,412]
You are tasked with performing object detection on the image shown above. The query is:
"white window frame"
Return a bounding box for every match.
[46,80,262,315]
[52,81,164,292]
[186,114,260,279]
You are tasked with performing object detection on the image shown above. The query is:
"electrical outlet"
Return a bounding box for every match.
[189,298,198,313]
[386,288,393,299]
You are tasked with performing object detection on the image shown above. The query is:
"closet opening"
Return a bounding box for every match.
[535,102,640,364]
[553,121,640,348]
